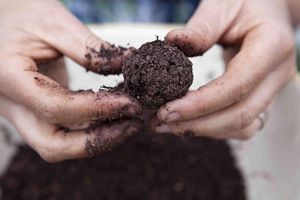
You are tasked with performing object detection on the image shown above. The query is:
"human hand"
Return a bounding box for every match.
[0,0,141,162]
[154,0,296,139]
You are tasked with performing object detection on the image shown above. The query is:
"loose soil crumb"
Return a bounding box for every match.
[0,133,246,200]
[123,40,193,108]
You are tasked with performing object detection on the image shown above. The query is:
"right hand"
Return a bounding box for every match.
[0,0,142,162]
[154,0,296,140]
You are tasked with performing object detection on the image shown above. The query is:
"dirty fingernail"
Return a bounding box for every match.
[155,124,170,133]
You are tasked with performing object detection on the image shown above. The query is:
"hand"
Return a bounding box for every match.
[154,0,296,140]
[0,0,141,162]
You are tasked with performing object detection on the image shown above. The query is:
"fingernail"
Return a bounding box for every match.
[158,110,180,123]
[155,124,170,133]
[165,112,180,123]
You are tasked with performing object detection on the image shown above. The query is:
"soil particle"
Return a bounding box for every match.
[123,40,193,108]
[85,44,132,75]
[33,76,61,89]
[95,85,142,119]
[1,133,246,200]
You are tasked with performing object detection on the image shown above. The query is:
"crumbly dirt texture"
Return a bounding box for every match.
[0,133,246,200]
[123,40,193,108]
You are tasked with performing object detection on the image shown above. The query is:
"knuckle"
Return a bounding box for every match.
[85,34,102,49]
[184,23,211,54]
[37,147,60,163]
[273,26,296,55]
[237,76,256,99]
[193,91,214,115]
[39,103,62,123]
[197,103,211,115]
[19,57,38,71]
[232,109,254,130]
[189,21,211,39]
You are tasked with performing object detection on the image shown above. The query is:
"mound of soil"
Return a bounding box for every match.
[123,40,193,108]
[0,133,246,200]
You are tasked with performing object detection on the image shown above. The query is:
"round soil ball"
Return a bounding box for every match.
[122,40,193,108]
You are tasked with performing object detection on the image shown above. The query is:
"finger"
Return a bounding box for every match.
[158,26,295,123]
[0,56,142,125]
[223,119,261,140]
[32,0,131,75]
[165,0,242,56]
[154,116,261,141]
[1,95,141,162]
[84,119,141,157]
[223,46,239,67]
[154,56,296,139]
[38,57,69,88]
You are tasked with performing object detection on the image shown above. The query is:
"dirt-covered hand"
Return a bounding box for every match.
[154,0,296,139]
[0,0,141,162]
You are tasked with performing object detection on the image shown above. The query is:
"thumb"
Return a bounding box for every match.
[166,0,242,56]
[36,1,130,75]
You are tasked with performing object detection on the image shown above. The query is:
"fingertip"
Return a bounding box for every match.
[91,90,143,120]
[166,29,205,57]
[83,39,133,75]
[36,130,89,163]
[165,29,185,42]
[84,119,142,157]
[157,102,182,123]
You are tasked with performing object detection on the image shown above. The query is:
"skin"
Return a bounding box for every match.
[0,0,142,162]
[154,0,297,140]
[1,0,300,161]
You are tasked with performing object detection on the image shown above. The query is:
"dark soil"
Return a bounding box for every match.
[123,40,193,108]
[0,133,246,200]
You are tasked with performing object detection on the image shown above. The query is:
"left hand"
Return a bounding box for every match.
[153,0,296,140]
[0,0,142,162]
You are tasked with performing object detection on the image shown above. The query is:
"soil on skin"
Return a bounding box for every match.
[1,41,245,200]
[0,133,246,200]
[123,40,193,108]
[85,44,130,75]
